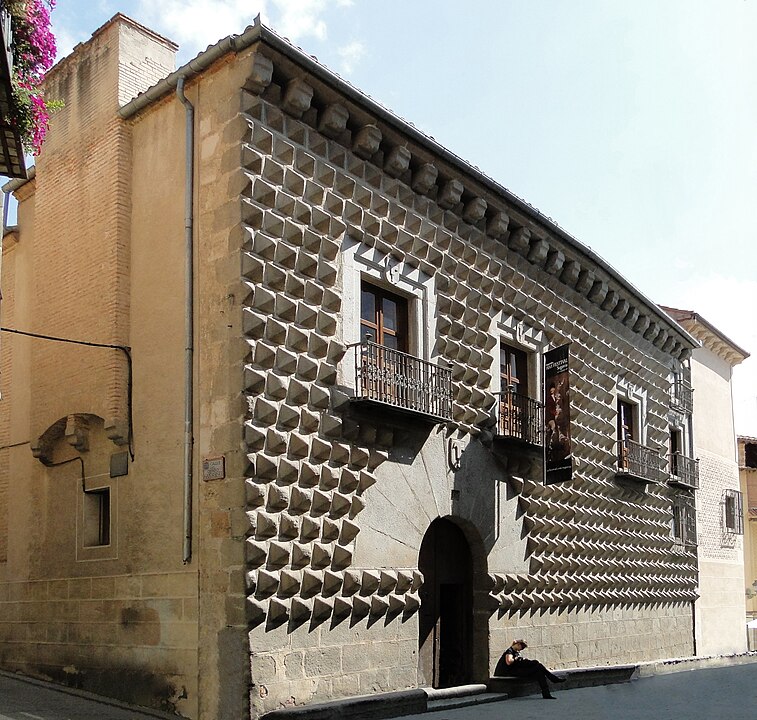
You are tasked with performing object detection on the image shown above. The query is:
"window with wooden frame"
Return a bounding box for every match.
[360,282,408,352]
[500,343,529,397]
[498,343,539,442]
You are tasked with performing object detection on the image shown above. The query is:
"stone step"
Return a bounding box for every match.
[488,664,638,697]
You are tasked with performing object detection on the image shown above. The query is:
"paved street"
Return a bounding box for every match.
[2,663,757,720]
[398,664,757,720]
[0,672,166,720]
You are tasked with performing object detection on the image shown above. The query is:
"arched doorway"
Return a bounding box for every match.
[418,518,475,688]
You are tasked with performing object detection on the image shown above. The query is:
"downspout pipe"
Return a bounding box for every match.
[177,76,194,564]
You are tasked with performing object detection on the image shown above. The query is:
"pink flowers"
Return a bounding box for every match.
[4,0,57,154]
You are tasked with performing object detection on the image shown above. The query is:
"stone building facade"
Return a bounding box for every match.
[0,14,714,720]
[661,309,749,656]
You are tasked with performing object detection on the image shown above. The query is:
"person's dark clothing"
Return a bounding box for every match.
[495,646,562,699]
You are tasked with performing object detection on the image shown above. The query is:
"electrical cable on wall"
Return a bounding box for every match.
[0,327,135,460]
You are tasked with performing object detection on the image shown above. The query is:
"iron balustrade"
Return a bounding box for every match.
[498,391,544,446]
[668,452,699,489]
[617,438,665,483]
[352,341,453,420]
[670,380,693,414]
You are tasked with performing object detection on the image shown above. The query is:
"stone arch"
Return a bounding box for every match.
[418,514,490,688]
[31,413,104,465]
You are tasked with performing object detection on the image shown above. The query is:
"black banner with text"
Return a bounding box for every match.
[544,344,572,484]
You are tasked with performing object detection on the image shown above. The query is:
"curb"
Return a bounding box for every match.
[261,688,427,720]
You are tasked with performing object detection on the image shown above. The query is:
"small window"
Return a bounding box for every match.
[746,443,757,469]
[672,495,696,545]
[83,488,111,547]
[724,489,744,535]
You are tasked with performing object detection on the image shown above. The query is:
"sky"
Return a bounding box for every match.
[33,0,757,435]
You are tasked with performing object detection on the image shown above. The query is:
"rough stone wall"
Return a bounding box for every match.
[239,47,696,715]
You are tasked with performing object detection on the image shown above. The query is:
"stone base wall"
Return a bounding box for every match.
[0,571,198,717]
[249,615,419,716]
[491,601,694,669]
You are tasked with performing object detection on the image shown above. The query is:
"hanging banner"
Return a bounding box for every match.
[544,344,572,484]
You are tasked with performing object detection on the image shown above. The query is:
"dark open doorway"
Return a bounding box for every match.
[418,518,474,688]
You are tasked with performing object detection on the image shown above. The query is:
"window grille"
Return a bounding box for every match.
[724,489,744,535]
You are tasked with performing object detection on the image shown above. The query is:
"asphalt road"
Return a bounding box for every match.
[398,664,757,720]
[2,663,757,720]
[0,672,166,720]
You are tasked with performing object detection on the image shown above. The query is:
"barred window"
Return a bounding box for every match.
[672,495,696,546]
[724,489,744,535]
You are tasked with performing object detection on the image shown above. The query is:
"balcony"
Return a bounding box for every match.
[497,391,544,445]
[668,453,699,490]
[491,391,544,467]
[670,380,693,414]
[0,10,27,179]
[616,439,665,484]
[350,341,453,422]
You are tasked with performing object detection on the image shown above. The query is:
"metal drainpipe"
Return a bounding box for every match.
[177,77,194,564]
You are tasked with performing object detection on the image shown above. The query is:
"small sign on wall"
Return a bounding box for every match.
[202,456,226,481]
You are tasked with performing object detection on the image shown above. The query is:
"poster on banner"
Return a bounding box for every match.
[544,344,572,484]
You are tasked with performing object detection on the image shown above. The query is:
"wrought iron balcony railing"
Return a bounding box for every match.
[352,341,453,421]
[616,438,665,483]
[670,380,693,414]
[497,391,544,446]
[668,452,699,489]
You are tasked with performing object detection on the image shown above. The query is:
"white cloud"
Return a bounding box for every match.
[132,0,354,59]
[137,0,268,55]
[336,40,365,74]
[269,0,330,42]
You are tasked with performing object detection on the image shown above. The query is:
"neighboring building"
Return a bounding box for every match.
[662,309,749,656]
[739,436,757,630]
[0,14,714,720]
